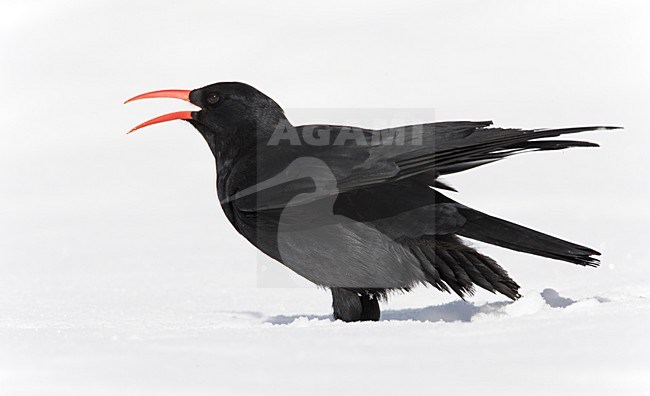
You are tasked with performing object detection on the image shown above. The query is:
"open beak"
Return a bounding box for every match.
[124,89,194,133]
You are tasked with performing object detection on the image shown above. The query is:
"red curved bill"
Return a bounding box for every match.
[128,111,194,134]
[124,89,191,104]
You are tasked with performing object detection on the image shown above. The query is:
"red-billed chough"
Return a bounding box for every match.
[126,82,617,322]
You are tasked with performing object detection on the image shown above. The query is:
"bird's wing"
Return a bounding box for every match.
[337,122,615,187]
[225,122,618,211]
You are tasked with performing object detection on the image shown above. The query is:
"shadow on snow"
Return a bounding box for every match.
[264,288,608,325]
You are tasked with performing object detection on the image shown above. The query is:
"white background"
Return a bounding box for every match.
[1,1,649,395]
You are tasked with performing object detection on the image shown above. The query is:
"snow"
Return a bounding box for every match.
[1,0,650,395]
[2,284,649,395]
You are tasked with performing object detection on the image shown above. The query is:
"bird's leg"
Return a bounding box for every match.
[359,293,380,321]
[331,288,362,322]
[331,288,381,322]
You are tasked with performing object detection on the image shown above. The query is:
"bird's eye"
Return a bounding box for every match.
[207,93,220,105]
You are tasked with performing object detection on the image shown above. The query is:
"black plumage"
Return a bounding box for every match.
[127,82,617,322]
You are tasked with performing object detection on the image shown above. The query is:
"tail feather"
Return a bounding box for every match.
[456,207,600,267]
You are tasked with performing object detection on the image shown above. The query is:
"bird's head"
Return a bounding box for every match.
[126,82,285,155]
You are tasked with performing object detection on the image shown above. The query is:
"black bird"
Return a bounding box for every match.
[126,82,616,322]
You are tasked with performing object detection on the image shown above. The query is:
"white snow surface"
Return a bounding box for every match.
[1,1,650,395]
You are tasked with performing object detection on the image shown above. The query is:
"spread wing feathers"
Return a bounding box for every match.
[226,122,617,211]
[409,235,521,300]
[379,124,616,181]
[338,122,615,189]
